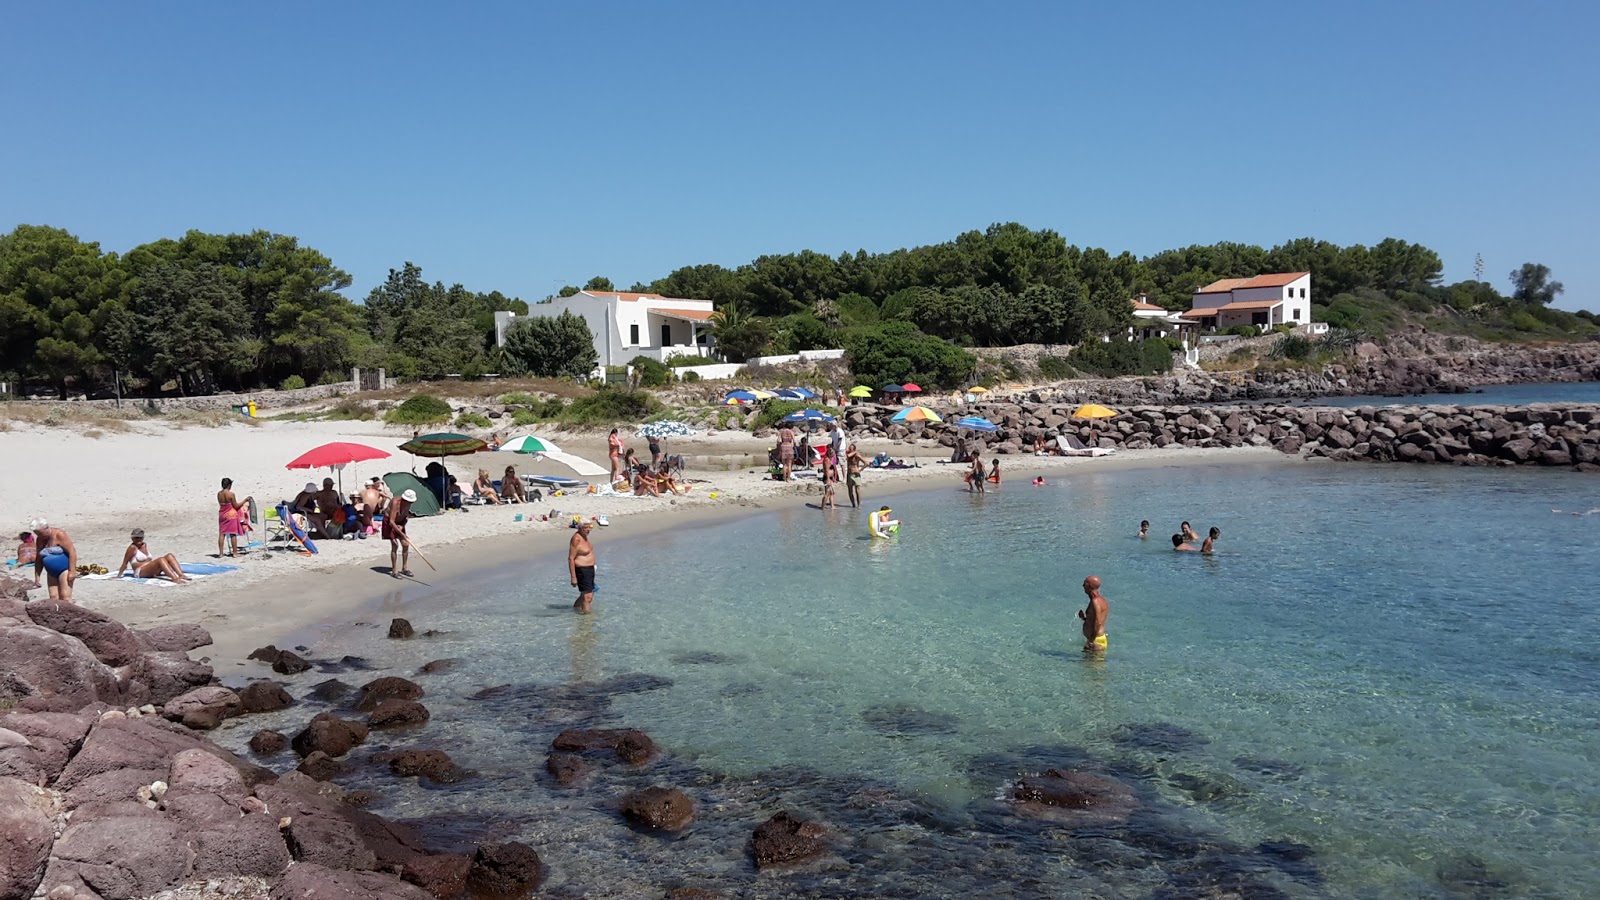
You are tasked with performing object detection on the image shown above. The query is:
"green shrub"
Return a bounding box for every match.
[511,408,539,426]
[499,391,541,405]
[1226,347,1255,364]
[280,375,307,391]
[1225,325,1259,338]
[664,355,710,367]
[1507,311,1544,333]
[456,412,492,429]
[1270,333,1314,361]
[628,356,672,388]
[383,394,452,425]
[1037,356,1076,381]
[683,371,701,382]
[1067,339,1174,377]
[539,397,568,418]
[842,321,976,391]
[1271,324,1296,335]
[753,400,842,431]
[557,388,661,426]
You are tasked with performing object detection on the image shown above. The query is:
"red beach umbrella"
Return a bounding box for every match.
[286,442,391,493]
[900,383,923,393]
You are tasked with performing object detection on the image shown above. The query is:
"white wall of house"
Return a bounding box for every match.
[519,291,714,367]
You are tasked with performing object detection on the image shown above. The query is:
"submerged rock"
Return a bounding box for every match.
[545,752,589,786]
[468,841,546,896]
[248,731,287,754]
[417,658,459,675]
[1109,722,1210,753]
[366,699,430,729]
[861,703,959,736]
[237,680,294,714]
[619,786,694,831]
[551,727,657,766]
[1010,769,1137,825]
[750,811,828,869]
[386,749,465,784]
[306,679,354,703]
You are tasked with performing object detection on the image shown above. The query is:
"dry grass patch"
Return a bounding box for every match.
[364,377,594,404]
[0,403,138,433]
[162,408,261,429]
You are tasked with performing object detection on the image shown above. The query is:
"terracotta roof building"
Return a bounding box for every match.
[1183,272,1313,331]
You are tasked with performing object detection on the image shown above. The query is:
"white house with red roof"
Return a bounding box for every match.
[496,290,716,366]
[1182,272,1313,331]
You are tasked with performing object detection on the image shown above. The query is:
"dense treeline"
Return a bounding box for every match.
[0,226,527,396]
[2,221,1590,397]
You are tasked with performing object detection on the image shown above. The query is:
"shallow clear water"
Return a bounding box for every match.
[1309,381,1600,407]
[221,460,1600,898]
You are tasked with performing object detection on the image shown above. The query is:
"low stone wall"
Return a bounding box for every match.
[842,401,1600,471]
[11,380,366,413]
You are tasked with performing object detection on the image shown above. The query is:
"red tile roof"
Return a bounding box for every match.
[653,307,714,321]
[1131,299,1169,312]
[1196,272,1309,293]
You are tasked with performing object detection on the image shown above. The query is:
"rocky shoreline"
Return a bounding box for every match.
[847,402,1600,471]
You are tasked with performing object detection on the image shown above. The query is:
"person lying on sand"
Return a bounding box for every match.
[15,532,36,566]
[117,528,191,583]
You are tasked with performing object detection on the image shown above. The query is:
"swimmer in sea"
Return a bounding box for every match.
[1172,533,1199,552]
[1138,520,1149,539]
[1201,526,1220,553]
[1181,521,1199,542]
[1032,476,1045,486]
[1077,575,1108,653]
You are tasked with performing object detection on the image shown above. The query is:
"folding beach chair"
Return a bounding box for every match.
[263,504,295,549]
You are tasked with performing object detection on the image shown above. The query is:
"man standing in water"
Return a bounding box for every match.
[569,520,597,613]
[1077,575,1108,653]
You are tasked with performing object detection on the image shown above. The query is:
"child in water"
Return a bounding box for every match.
[1032,476,1045,486]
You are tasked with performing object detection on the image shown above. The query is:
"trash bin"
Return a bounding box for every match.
[247,401,257,417]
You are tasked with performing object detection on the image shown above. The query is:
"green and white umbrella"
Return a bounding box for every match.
[638,421,696,439]
[502,435,563,455]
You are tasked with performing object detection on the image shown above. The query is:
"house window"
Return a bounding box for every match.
[1293,309,1301,321]
[629,323,639,345]
[1300,288,1307,298]
[661,323,672,347]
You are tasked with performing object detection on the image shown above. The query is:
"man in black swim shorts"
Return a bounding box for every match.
[569,520,597,612]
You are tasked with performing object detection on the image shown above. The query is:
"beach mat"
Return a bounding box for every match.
[80,562,239,586]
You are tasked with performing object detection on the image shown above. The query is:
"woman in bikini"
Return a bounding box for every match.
[608,428,625,484]
[117,528,191,583]
[501,465,529,503]
[474,469,502,504]
[217,477,252,558]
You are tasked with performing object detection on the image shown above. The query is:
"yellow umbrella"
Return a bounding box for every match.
[1072,404,1118,420]
[848,385,874,398]
[968,386,989,394]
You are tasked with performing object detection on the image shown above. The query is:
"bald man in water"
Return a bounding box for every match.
[1077,575,1108,653]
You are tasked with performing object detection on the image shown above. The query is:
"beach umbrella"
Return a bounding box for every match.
[953,416,998,433]
[1072,403,1119,420]
[881,384,905,393]
[772,387,816,400]
[848,385,874,397]
[398,432,488,457]
[724,389,772,404]
[285,442,391,493]
[900,382,923,393]
[968,386,989,394]
[781,408,836,424]
[890,406,942,424]
[637,420,696,439]
[502,435,562,455]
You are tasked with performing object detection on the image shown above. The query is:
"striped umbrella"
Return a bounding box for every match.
[637,421,696,439]
[397,432,488,457]
[502,435,562,455]
[953,416,998,433]
[890,406,942,423]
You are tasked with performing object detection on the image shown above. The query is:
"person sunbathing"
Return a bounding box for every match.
[16,532,36,567]
[474,469,503,504]
[656,462,683,496]
[116,528,191,583]
[502,466,530,503]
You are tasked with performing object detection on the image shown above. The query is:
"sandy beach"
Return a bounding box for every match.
[1,414,1289,663]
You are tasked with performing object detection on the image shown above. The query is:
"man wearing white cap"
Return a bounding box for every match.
[383,490,417,578]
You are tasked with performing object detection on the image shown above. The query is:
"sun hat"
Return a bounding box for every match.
[131,528,145,540]
[400,489,417,502]
[304,483,317,493]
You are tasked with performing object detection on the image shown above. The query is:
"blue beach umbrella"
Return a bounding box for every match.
[723,390,762,404]
[954,416,998,433]
[881,384,905,393]
[785,387,817,399]
[781,408,836,424]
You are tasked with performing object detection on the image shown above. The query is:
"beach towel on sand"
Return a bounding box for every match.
[80,562,239,586]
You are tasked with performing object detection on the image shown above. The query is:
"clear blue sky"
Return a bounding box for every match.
[4,2,1596,310]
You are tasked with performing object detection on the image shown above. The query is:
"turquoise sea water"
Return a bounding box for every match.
[1311,381,1600,407]
[223,460,1600,898]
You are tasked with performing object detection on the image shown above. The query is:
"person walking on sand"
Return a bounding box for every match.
[569,520,597,613]
[30,518,77,603]
[1077,575,1108,653]
[384,490,416,578]
[217,478,252,558]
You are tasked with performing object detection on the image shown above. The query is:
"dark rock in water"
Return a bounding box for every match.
[354,676,424,712]
[298,750,346,782]
[291,713,369,759]
[306,679,354,703]
[717,681,761,698]
[1232,755,1306,781]
[417,658,459,675]
[551,727,658,766]
[401,852,472,898]
[367,699,430,729]
[247,645,280,663]
[664,889,724,900]
[1010,769,1137,825]
[387,617,414,639]
[468,673,673,711]
[546,752,590,786]
[1436,854,1516,898]
[469,684,513,700]
[320,655,374,673]
[420,629,446,637]
[1256,840,1322,884]
[1168,770,1248,802]
[861,703,958,736]
[619,786,694,831]
[270,862,434,900]
[1153,869,1293,900]
[750,810,828,869]
[248,730,287,754]
[388,749,465,784]
[468,841,546,896]
[1110,721,1209,753]
[272,650,312,675]
[237,680,294,714]
[670,650,743,665]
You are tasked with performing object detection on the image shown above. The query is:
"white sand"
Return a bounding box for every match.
[1,415,1290,661]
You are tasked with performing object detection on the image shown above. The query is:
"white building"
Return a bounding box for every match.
[495,290,716,367]
[1127,296,1192,341]
[1183,272,1312,331]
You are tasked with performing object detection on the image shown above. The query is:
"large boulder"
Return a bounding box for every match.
[387,618,415,639]
[750,810,828,870]
[136,623,213,653]
[44,814,190,899]
[165,749,291,880]
[0,776,56,900]
[162,685,244,730]
[56,715,272,793]
[291,714,369,759]
[0,618,125,709]
[0,710,93,786]
[129,651,214,707]
[23,601,145,667]
[269,862,435,900]
[353,676,423,712]
[468,841,545,896]
[249,730,288,754]
[619,786,694,831]
[403,853,473,898]
[237,680,294,714]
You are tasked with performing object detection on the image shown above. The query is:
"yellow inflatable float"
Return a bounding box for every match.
[868,505,901,539]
